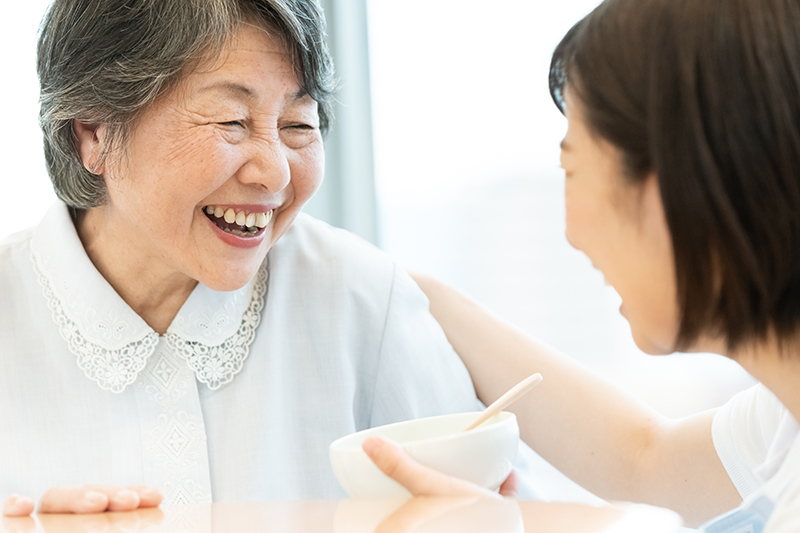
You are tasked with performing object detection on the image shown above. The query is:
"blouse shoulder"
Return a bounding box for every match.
[269,213,395,287]
[0,227,34,255]
[0,227,35,281]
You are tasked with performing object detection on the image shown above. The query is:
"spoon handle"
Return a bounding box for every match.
[463,373,543,431]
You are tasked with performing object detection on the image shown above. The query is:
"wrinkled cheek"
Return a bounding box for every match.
[293,151,325,204]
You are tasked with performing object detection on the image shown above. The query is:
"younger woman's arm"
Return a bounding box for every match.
[398,274,740,526]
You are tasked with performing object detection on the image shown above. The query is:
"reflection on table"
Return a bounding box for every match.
[1,497,683,533]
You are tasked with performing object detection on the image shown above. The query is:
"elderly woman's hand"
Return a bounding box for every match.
[362,437,520,499]
[2,485,162,516]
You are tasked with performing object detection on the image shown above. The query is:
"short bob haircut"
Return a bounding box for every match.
[37,0,336,209]
[550,0,800,352]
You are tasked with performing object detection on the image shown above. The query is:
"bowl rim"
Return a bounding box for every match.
[329,411,517,452]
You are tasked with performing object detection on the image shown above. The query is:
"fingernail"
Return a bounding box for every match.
[142,487,163,498]
[362,437,383,457]
[114,489,137,502]
[84,491,106,505]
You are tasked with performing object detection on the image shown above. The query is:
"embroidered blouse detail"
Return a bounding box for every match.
[167,264,268,390]
[30,247,159,393]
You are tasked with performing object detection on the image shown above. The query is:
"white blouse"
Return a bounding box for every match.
[0,202,486,505]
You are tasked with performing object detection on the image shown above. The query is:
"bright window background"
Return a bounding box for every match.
[1,1,56,239]
[367,0,756,421]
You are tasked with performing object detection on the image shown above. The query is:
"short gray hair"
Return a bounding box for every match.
[37,0,337,208]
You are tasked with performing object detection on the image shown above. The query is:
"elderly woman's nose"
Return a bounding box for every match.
[239,142,292,192]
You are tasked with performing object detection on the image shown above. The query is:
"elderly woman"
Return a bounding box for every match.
[364,0,800,531]
[0,0,500,515]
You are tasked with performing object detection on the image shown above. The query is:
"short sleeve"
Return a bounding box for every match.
[712,384,786,498]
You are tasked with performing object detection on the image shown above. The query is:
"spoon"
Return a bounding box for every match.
[463,373,543,431]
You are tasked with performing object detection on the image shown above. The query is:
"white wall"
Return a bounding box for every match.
[0,2,56,241]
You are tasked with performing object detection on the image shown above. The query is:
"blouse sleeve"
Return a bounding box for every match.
[712,384,786,498]
[368,266,482,426]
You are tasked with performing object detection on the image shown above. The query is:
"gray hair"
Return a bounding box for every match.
[37,0,337,208]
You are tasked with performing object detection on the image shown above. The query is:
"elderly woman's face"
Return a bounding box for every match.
[80,24,323,291]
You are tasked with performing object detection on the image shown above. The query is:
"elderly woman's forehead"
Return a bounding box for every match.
[193,23,292,70]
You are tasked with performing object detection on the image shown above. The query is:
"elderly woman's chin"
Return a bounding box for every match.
[198,256,265,292]
[192,223,281,292]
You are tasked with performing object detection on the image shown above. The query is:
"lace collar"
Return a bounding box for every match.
[30,202,268,393]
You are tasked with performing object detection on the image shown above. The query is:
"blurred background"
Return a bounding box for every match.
[2,0,755,505]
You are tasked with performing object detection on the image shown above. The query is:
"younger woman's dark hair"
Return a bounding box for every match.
[549,0,800,352]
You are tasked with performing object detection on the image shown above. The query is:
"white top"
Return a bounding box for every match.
[0,202,489,505]
[706,384,800,532]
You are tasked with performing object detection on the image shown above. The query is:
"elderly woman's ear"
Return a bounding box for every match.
[73,120,107,175]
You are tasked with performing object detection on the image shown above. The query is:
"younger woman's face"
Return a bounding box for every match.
[559,89,680,355]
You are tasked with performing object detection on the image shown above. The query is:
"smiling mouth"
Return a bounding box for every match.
[204,205,273,237]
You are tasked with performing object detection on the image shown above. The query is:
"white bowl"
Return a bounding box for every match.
[329,411,519,498]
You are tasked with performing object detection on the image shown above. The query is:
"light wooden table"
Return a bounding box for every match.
[1,498,683,533]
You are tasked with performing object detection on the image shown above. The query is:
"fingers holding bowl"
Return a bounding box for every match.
[362,437,501,499]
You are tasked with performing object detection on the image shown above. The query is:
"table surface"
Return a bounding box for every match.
[1,498,684,533]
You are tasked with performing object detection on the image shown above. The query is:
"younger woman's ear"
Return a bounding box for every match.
[73,120,106,175]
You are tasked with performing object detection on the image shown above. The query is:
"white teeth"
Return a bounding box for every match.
[205,205,273,232]
[255,212,268,228]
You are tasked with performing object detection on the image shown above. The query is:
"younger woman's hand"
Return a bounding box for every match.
[362,436,520,498]
[2,485,163,516]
